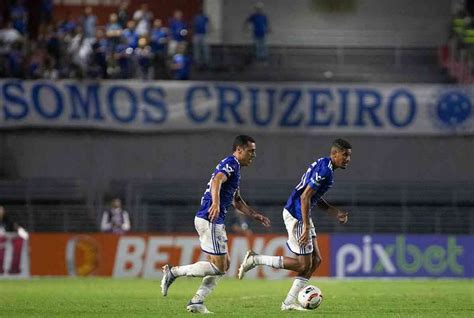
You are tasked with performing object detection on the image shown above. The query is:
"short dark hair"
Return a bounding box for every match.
[233,135,255,151]
[332,138,352,150]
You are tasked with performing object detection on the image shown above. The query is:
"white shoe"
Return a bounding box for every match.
[186,301,213,314]
[161,264,176,296]
[280,302,308,311]
[237,250,257,280]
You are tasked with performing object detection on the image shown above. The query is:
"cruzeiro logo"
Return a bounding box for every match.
[429,89,473,130]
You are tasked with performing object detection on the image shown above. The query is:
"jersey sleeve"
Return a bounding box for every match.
[216,158,239,178]
[307,163,329,191]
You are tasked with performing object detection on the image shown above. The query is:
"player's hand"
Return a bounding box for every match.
[255,214,271,227]
[298,227,310,246]
[337,210,348,224]
[208,202,220,222]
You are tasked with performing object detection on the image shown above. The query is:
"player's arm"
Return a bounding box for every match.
[317,197,348,224]
[299,185,316,246]
[208,172,228,222]
[232,189,270,227]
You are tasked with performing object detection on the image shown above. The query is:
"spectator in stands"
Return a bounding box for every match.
[150,18,169,79]
[168,10,188,56]
[45,24,61,69]
[5,41,25,78]
[117,0,130,28]
[90,28,109,78]
[81,6,97,38]
[58,12,77,37]
[67,25,93,78]
[170,42,191,80]
[0,205,29,274]
[101,198,131,234]
[113,38,134,79]
[135,36,152,80]
[10,0,28,35]
[192,8,211,69]
[106,13,123,50]
[26,44,49,79]
[0,21,23,51]
[244,2,270,62]
[40,0,54,26]
[133,3,153,37]
[122,19,138,49]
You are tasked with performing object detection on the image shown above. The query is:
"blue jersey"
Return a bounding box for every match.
[193,14,209,34]
[284,157,334,221]
[248,13,268,38]
[169,19,187,41]
[196,156,241,224]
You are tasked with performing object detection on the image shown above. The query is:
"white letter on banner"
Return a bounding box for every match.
[113,237,145,278]
[227,237,250,277]
[262,237,289,280]
[373,244,396,274]
[175,237,201,266]
[143,237,173,279]
[363,235,372,273]
[336,244,362,278]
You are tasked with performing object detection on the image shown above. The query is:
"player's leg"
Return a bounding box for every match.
[280,253,312,310]
[281,227,316,309]
[185,254,226,314]
[186,230,230,314]
[161,218,226,296]
[188,253,230,313]
[238,209,311,278]
[304,236,322,279]
[281,225,318,310]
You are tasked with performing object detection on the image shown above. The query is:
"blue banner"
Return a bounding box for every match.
[331,234,474,278]
[0,80,473,135]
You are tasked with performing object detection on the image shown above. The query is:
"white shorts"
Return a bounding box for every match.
[195,217,228,255]
[283,209,316,255]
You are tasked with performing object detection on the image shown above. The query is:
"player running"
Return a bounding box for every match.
[161,135,271,314]
[237,138,352,311]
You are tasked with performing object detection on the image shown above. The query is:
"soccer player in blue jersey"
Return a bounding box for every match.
[238,138,352,311]
[161,135,271,314]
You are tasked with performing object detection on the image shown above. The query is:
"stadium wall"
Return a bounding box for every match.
[1,233,472,279]
[221,0,451,47]
[1,132,473,184]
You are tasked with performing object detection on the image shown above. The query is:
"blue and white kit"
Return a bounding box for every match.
[283,157,334,255]
[195,155,241,255]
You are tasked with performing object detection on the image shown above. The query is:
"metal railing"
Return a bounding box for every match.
[1,178,473,234]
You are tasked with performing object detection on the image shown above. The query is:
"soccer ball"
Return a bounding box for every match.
[298,285,323,309]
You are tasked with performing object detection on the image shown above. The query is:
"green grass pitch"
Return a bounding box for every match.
[1,278,473,317]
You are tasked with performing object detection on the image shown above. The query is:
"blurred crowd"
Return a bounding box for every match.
[442,2,474,83]
[0,1,213,80]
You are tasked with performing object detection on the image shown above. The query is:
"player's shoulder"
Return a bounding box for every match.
[220,155,240,167]
[313,157,333,177]
[216,155,240,176]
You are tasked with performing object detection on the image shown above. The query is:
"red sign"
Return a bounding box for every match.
[28,233,330,278]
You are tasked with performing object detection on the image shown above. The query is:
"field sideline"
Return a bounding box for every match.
[1,278,473,317]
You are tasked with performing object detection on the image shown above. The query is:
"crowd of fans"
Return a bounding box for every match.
[0,1,213,80]
[442,3,474,83]
[0,1,270,81]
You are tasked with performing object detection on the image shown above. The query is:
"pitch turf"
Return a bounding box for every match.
[1,278,473,317]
